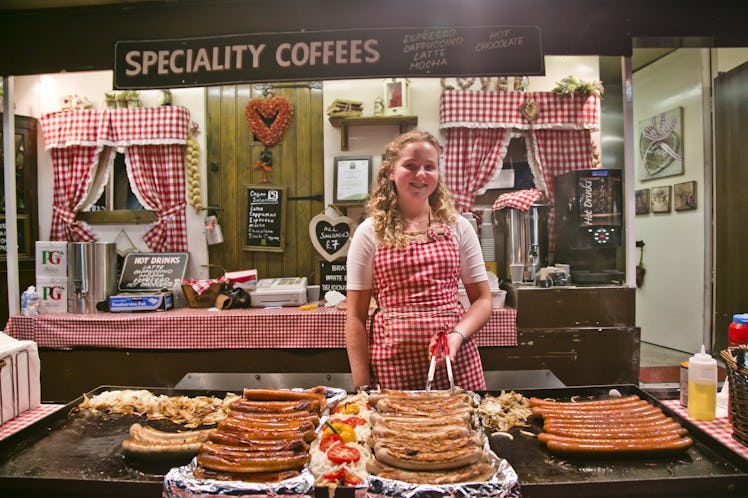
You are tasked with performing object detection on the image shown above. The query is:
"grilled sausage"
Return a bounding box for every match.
[543,423,688,439]
[228,398,320,414]
[538,432,686,445]
[529,394,641,408]
[225,409,320,425]
[122,437,203,460]
[241,386,326,402]
[374,444,483,471]
[217,418,316,442]
[220,412,315,432]
[531,399,651,416]
[370,411,471,427]
[208,431,309,451]
[128,423,213,444]
[543,435,693,455]
[197,451,310,473]
[192,466,300,482]
[366,459,495,484]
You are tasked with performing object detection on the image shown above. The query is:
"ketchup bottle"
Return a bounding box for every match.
[729,314,748,346]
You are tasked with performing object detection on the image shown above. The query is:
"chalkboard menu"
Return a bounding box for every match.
[0,215,30,258]
[319,259,347,295]
[245,185,286,252]
[118,252,190,292]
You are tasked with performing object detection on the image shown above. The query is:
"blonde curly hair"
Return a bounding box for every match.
[366,130,458,249]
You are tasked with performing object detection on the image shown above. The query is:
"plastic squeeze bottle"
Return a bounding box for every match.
[729,313,748,346]
[687,344,717,421]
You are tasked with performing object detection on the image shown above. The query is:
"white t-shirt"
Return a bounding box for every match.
[346,215,488,291]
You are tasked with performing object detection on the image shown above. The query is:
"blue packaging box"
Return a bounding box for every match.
[109,292,173,312]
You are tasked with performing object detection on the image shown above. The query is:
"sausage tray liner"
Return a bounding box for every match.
[0,385,747,498]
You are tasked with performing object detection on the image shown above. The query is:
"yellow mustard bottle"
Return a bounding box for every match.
[687,344,717,421]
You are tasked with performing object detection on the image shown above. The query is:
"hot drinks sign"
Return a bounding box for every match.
[114,26,543,88]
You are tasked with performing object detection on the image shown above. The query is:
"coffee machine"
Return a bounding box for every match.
[553,169,624,285]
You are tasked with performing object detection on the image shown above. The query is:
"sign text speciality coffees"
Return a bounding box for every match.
[115,26,543,88]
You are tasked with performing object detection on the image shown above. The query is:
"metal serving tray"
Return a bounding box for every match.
[492,384,748,498]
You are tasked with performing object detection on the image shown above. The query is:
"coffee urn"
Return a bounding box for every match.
[496,201,550,283]
[67,242,118,313]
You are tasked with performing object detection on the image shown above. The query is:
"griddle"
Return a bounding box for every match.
[0,386,231,498]
[492,384,748,497]
[1,385,747,498]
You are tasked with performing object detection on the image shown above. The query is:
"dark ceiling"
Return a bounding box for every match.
[0,0,674,72]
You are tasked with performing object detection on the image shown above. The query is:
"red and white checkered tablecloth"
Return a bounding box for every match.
[661,399,748,460]
[440,90,600,131]
[4,307,517,350]
[492,188,544,211]
[0,404,64,441]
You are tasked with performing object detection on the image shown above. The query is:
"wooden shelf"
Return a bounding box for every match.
[328,115,418,150]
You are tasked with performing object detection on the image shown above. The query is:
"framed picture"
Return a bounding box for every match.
[637,107,684,181]
[635,188,650,215]
[650,185,672,213]
[674,180,697,211]
[333,156,372,204]
[384,78,410,116]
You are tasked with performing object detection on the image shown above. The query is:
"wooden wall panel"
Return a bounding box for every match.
[207,83,324,281]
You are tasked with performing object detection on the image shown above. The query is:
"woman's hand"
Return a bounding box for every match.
[427,332,462,366]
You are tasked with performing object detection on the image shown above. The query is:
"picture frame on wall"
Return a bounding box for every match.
[635,188,650,215]
[384,78,410,116]
[650,185,672,213]
[674,180,697,211]
[333,156,372,204]
[637,107,684,182]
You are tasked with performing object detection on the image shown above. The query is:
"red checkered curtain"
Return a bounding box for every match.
[439,90,600,212]
[106,107,191,252]
[441,127,511,212]
[39,110,109,242]
[531,128,596,203]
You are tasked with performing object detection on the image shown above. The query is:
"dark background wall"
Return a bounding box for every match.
[0,0,745,77]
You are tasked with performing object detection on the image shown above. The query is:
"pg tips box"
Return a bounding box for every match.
[36,277,68,313]
[36,241,68,277]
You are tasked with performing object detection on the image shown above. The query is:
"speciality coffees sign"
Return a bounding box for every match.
[114,25,543,89]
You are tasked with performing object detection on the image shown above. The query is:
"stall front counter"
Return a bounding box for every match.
[5,306,517,350]
[4,307,519,402]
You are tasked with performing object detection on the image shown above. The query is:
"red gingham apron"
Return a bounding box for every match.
[371,224,486,390]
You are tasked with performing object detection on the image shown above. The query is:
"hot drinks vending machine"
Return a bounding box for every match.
[553,169,625,285]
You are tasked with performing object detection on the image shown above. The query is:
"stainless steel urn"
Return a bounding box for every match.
[497,202,550,283]
[67,242,118,313]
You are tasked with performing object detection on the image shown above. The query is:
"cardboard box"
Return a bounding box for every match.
[36,277,68,314]
[35,241,68,277]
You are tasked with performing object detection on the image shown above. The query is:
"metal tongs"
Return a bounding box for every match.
[426,332,454,392]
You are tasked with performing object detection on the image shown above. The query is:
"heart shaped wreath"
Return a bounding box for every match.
[245,95,294,147]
